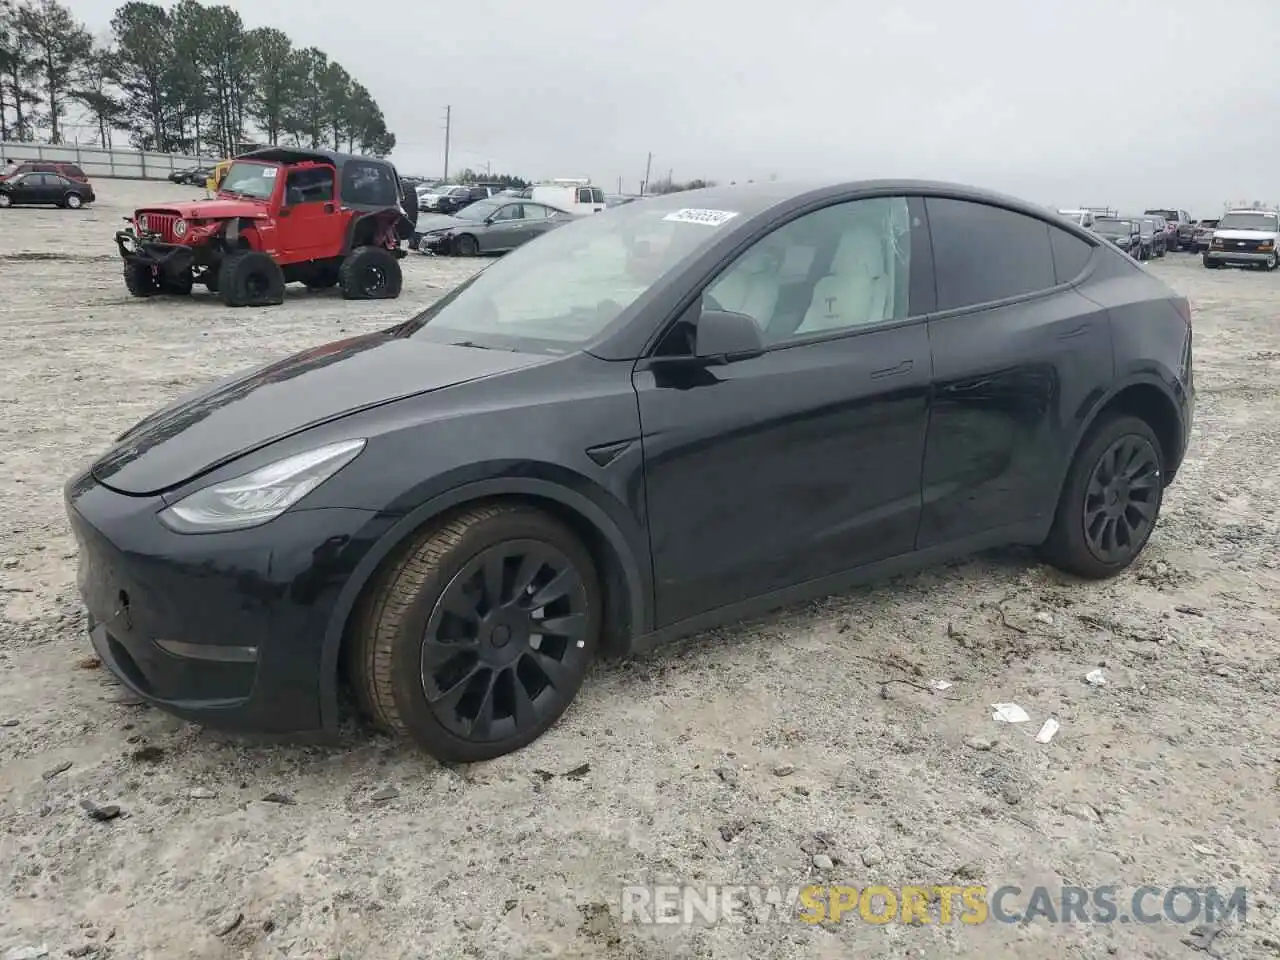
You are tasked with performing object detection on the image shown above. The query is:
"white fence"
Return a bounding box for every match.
[0,141,220,180]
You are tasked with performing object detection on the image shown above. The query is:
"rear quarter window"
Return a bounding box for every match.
[925,197,1056,310]
[1049,226,1094,284]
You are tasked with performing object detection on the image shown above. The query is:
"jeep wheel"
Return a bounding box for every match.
[123,263,158,297]
[63,193,83,209]
[219,250,285,307]
[349,503,601,762]
[1040,414,1164,579]
[339,246,403,300]
[454,234,479,257]
[160,269,194,295]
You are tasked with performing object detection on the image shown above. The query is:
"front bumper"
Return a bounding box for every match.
[115,230,197,274]
[417,232,453,254]
[1203,248,1275,265]
[65,469,384,735]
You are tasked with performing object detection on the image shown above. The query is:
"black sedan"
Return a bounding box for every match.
[66,179,1194,763]
[414,198,575,255]
[1092,217,1144,258]
[0,171,95,209]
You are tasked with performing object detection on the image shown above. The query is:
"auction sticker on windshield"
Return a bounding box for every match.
[262,167,277,178]
[662,208,739,227]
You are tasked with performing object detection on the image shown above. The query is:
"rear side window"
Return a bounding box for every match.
[340,160,397,206]
[1049,226,1093,284]
[62,165,85,178]
[925,198,1056,311]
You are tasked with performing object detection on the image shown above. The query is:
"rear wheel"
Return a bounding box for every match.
[454,234,479,257]
[349,504,601,762]
[123,263,158,297]
[1040,414,1164,579]
[339,245,402,299]
[218,250,285,307]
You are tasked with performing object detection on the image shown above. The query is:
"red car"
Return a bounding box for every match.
[1,161,90,183]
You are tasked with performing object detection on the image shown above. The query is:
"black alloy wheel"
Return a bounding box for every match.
[1081,434,1161,565]
[1040,414,1165,579]
[420,538,590,742]
[360,263,388,297]
[350,504,601,762]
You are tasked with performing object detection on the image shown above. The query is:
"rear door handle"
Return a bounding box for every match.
[870,359,913,380]
[1058,323,1091,340]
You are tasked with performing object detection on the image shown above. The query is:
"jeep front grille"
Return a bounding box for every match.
[141,213,179,242]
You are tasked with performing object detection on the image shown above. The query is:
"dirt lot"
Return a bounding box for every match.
[1,180,1278,960]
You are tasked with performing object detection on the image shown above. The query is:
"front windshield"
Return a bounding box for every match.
[406,197,751,352]
[1145,210,1175,219]
[1094,219,1132,233]
[456,200,500,221]
[1218,212,1280,231]
[219,162,278,199]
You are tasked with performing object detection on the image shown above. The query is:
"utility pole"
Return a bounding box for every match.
[617,175,622,194]
[441,105,451,182]
[642,151,652,196]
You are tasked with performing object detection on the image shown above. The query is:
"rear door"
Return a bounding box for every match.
[917,196,1111,547]
[635,195,936,626]
[277,165,341,261]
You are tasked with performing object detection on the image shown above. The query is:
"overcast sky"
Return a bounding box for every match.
[69,0,1279,214]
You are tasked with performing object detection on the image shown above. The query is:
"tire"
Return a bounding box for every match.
[64,193,82,209]
[123,263,158,297]
[303,265,340,290]
[454,234,479,257]
[339,245,402,300]
[1203,255,1220,269]
[0,193,11,208]
[349,503,602,762]
[1040,414,1165,580]
[218,250,285,307]
[159,269,194,295]
[1266,252,1279,271]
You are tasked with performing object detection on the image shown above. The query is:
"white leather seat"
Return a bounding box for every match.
[793,222,891,336]
[707,246,780,326]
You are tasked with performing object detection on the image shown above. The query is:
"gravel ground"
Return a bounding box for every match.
[2,180,1279,960]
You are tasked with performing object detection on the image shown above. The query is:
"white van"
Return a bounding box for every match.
[526,179,606,215]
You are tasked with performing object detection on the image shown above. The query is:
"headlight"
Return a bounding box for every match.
[173,218,188,237]
[157,439,366,533]
[1211,238,1224,248]
[138,214,149,231]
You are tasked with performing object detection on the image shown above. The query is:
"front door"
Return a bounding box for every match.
[276,166,342,261]
[634,195,934,628]
[483,203,531,252]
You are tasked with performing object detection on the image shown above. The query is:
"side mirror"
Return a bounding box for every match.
[695,308,765,361]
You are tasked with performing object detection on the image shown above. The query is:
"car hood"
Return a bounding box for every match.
[1215,228,1278,240]
[136,198,270,219]
[417,213,471,232]
[90,331,547,496]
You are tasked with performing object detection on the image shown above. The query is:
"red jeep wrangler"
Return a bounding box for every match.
[115,148,419,307]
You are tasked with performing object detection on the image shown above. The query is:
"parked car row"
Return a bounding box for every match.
[169,164,215,185]
[412,198,576,256]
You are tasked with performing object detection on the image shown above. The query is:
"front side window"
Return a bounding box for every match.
[703,196,913,345]
[577,187,592,203]
[490,204,523,221]
[220,162,280,199]
[284,166,334,204]
[926,198,1055,310]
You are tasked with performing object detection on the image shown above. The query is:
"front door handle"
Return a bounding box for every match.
[870,359,913,380]
[324,203,335,213]
[1058,323,1090,340]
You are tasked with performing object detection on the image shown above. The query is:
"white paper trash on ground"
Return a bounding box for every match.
[1035,718,1060,743]
[931,680,953,691]
[991,703,1030,723]
[1085,669,1108,686]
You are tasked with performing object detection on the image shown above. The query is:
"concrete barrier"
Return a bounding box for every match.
[0,141,220,180]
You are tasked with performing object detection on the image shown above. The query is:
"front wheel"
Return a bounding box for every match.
[64,193,82,209]
[0,193,11,208]
[1040,414,1164,579]
[454,234,479,257]
[349,504,602,762]
[339,245,402,299]
[218,250,285,307]
[1265,251,1278,271]
[1203,255,1221,269]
